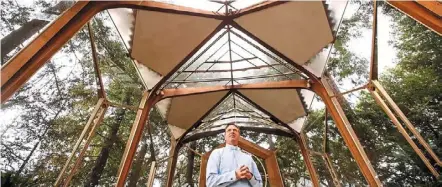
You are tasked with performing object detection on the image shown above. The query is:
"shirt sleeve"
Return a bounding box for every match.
[249,157,263,187]
[206,149,236,187]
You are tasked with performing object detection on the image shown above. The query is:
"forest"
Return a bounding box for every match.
[1,0,441,186]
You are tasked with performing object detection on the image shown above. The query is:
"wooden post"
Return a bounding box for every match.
[298,134,320,187]
[63,105,108,186]
[146,161,157,187]
[311,80,382,186]
[165,138,179,187]
[369,89,439,177]
[323,153,341,187]
[54,98,105,186]
[115,92,160,187]
[372,80,442,166]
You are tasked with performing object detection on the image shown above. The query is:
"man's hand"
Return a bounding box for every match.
[235,165,253,180]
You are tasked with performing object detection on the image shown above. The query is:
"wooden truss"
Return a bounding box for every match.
[1,1,441,187]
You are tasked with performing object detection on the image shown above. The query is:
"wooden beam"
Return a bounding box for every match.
[198,153,211,187]
[298,134,320,187]
[238,137,272,158]
[115,92,161,187]
[370,0,378,81]
[370,89,439,178]
[415,1,442,17]
[264,152,284,187]
[63,105,108,187]
[232,1,288,19]
[54,98,105,186]
[324,153,341,187]
[161,79,309,98]
[146,161,157,187]
[87,22,106,99]
[311,79,382,186]
[1,1,223,104]
[165,138,179,187]
[1,1,91,103]
[387,1,442,35]
[372,80,441,166]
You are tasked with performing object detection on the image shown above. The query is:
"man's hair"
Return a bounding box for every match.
[225,123,240,131]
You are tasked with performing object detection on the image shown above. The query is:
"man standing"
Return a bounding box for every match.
[206,123,263,187]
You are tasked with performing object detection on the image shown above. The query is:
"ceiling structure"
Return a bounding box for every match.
[106,0,348,141]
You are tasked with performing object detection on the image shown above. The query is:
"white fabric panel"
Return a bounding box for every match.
[235,1,333,65]
[239,89,306,124]
[108,8,134,50]
[156,98,171,119]
[167,91,228,129]
[304,0,349,77]
[168,124,186,140]
[131,10,222,75]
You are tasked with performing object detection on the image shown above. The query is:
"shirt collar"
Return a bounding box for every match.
[225,144,239,151]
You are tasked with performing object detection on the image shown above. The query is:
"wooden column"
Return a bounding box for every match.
[54,98,106,186]
[372,80,442,166]
[165,138,180,187]
[63,105,107,186]
[146,161,157,187]
[298,134,320,187]
[311,80,382,186]
[115,92,160,187]
[369,88,439,177]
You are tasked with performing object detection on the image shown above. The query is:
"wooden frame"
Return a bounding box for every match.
[369,82,440,177]
[387,1,442,35]
[54,98,107,186]
[5,1,441,186]
[198,137,283,187]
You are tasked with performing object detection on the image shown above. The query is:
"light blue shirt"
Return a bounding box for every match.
[206,144,262,187]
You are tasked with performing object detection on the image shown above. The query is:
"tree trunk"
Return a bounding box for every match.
[267,134,275,150]
[127,138,149,187]
[185,142,196,187]
[1,19,48,62]
[85,95,130,187]
[1,1,74,63]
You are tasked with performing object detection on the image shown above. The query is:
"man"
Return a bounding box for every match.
[206,123,262,187]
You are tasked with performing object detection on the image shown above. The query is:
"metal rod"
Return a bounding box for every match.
[227,25,234,88]
[167,72,297,84]
[331,84,368,98]
[229,30,308,79]
[204,57,257,63]
[169,31,228,89]
[230,40,301,80]
[370,89,439,177]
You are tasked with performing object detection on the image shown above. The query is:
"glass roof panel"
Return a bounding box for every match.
[162,25,305,89]
[187,92,290,137]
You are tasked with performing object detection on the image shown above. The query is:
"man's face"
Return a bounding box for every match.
[225,125,240,145]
